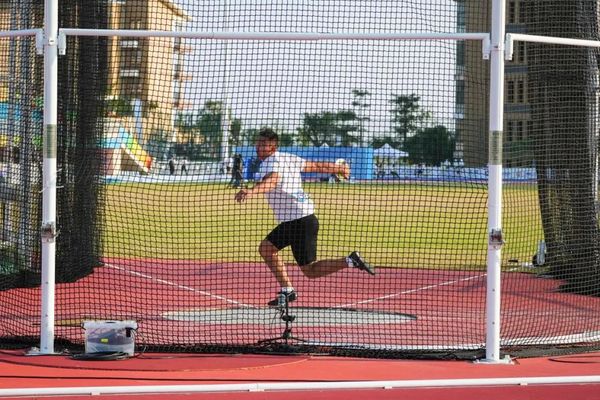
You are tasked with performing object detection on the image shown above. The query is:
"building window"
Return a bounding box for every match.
[120,77,142,96]
[505,121,525,142]
[508,1,516,24]
[457,41,465,67]
[511,41,526,64]
[507,121,514,142]
[174,21,185,31]
[121,48,142,65]
[120,40,139,48]
[120,69,140,78]
[174,37,182,52]
[529,84,537,103]
[516,121,524,141]
[130,20,142,30]
[507,80,515,103]
[457,2,466,32]
[517,42,526,64]
[517,80,525,103]
[456,80,465,106]
[508,0,524,24]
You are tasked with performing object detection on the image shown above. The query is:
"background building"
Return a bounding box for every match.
[457,0,531,167]
[0,0,190,158]
[0,0,41,103]
[0,0,10,102]
[504,0,531,167]
[107,0,190,150]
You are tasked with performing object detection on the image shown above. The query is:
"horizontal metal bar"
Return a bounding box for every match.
[0,28,42,38]
[59,28,489,42]
[508,33,600,48]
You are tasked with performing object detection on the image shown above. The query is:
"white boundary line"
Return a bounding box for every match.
[103,262,257,309]
[104,260,488,311]
[335,263,541,309]
[335,271,487,309]
[1,376,600,397]
[99,263,599,349]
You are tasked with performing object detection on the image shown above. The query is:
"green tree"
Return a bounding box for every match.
[403,125,455,166]
[144,100,159,117]
[175,112,196,134]
[195,101,223,159]
[105,96,133,117]
[352,89,370,146]
[241,128,259,145]
[173,101,224,160]
[229,117,242,146]
[279,132,295,146]
[148,129,170,159]
[238,126,294,146]
[297,110,359,147]
[371,136,402,150]
[389,94,430,148]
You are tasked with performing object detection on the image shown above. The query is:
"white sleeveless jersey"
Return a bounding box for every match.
[257,151,315,222]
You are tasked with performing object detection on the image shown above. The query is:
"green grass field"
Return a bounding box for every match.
[102,182,543,270]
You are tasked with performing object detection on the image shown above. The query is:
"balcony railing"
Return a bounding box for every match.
[119,69,140,78]
[120,39,139,48]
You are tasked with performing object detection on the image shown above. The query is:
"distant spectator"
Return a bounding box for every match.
[181,158,189,175]
[230,153,244,188]
[168,157,176,175]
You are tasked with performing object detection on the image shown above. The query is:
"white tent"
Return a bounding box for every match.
[374,143,408,158]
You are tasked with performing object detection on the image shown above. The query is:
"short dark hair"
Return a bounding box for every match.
[258,127,279,143]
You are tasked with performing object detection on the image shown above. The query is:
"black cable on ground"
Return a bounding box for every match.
[69,351,131,361]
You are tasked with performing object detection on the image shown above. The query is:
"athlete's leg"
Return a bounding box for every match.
[293,215,374,278]
[299,258,348,279]
[259,239,293,288]
[289,215,350,278]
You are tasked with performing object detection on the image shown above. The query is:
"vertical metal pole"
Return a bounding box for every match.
[484,0,507,363]
[40,0,59,354]
[5,5,19,244]
[220,0,230,167]
[19,0,34,273]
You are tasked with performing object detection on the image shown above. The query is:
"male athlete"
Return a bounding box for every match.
[235,128,375,307]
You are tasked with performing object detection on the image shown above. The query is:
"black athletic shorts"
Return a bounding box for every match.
[265,214,319,266]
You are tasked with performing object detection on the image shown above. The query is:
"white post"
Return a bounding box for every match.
[221,107,230,162]
[132,98,144,144]
[220,0,231,168]
[483,0,507,363]
[39,0,59,354]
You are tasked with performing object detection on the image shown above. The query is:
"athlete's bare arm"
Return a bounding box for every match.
[235,172,279,203]
[303,161,350,179]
